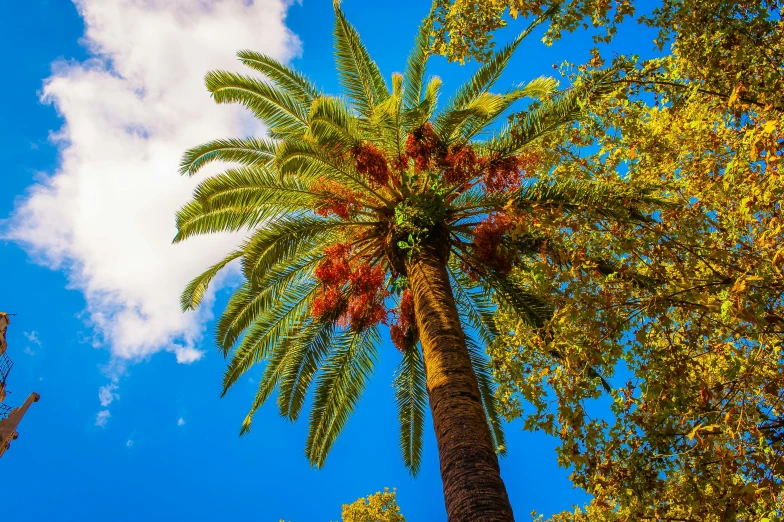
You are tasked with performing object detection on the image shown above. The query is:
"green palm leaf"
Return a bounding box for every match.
[402,15,432,111]
[205,71,308,136]
[466,336,506,456]
[237,50,320,104]
[393,343,427,476]
[221,281,317,393]
[332,0,389,120]
[239,332,297,435]
[305,326,380,467]
[181,249,243,311]
[277,317,337,421]
[179,137,277,176]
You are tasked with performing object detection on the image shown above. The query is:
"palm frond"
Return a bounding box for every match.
[332,0,388,120]
[456,78,558,143]
[465,335,506,456]
[179,137,277,176]
[277,318,337,421]
[402,76,442,129]
[237,50,320,104]
[308,95,362,150]
[393,344,427,476]
[516,178,676,222]
[434,20,539,137]
[489,68,619,156]
[205,71,308,136]
[217,251,321,353]
[191,166,322,212]
[437,92,508,142]
[181,249,242,311]
[448,264,498,345]
[221,281,317,393]
[305,325,380,467]
[478,268,554,329]
[276,139,390,204]
[239,333,296,435]
[241,215,347,283]
[173,199,278,243]
[402,15,432,110]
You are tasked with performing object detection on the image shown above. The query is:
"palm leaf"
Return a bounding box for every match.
[221,281,317,393]
[277,317,337,420]
[239,333,297,435]
[181,249,243,311]
[305,325,380,467]
[205,71,308,136]
[332,0,388,120]
[237,50,320,104]
[217,251,321,353]
[179,137,277,176]
[173,199,280,243]
[402,15,432,110]
[465,335,506,456]
[393,343,427,476]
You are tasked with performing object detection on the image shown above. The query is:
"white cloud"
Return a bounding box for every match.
[95,409,111,427]
[24,331,42,346]
[23,331,42,356]
[177,417,185,426]
[4,0,301,365]
[98,382,120,407]
[126,439,134,447]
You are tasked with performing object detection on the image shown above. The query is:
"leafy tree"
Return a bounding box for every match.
[341,488,406,522]
[279,488,404,522]
[432,0,784,111]
[493,80,783,521]
[430,2,784,519]
[175,2,657,520]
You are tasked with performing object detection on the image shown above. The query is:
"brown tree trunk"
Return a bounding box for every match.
[406,241,514,522]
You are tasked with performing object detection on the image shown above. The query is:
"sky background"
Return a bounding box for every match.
[1,1,658,520]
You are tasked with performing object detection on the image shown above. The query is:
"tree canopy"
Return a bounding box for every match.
[430,1,784,520]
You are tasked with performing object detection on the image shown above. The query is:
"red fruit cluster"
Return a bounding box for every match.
[472,213,513,274]
[390,289,416,353]
[345,263,387,331]
[482,156,523,193]
[312,243,388,331]
[516,150,541,178]
[312,286,344,319]
[313,243,352,285]
[315,181,359,220]
[352,143,390,187]
[443,145,480,187]
[405,123,441,172]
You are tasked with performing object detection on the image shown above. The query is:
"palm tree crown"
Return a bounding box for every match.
[176,1,662,482]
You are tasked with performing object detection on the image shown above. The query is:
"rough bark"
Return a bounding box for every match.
[406,241,514,522]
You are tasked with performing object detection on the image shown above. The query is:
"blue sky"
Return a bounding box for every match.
[1,1,659,520]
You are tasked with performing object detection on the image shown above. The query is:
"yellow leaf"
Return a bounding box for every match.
[687,424,702,440]
[763,121,777,135]
[773,247,784,266]
[728,88,738,107]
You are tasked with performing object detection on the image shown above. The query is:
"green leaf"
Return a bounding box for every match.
[393,344,427,475]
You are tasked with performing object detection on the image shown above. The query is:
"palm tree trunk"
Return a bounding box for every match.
[406,242,514,522]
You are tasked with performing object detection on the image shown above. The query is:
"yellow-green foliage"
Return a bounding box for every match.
[432,0,784,519]
[341,489,405,522]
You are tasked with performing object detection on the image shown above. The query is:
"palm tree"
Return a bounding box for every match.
[175,3,665,520]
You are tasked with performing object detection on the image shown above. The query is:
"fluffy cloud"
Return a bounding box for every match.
[23,331,42,356]
[95,409,111,427]
[177,417,186,426]
[5,0,301,363]
[98,382,120,407]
